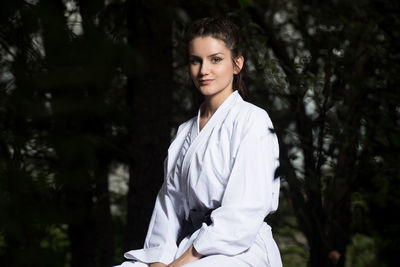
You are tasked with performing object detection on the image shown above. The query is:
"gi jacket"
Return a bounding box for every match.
[124,90,281,266]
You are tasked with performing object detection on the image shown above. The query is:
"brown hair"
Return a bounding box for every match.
[186,17,247,99]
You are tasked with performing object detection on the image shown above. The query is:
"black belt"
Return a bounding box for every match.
[177,209,213,245]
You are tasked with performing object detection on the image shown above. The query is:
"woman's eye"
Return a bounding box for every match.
[212,57,222,63]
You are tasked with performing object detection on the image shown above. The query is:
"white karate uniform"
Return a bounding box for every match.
[116,90,282,267]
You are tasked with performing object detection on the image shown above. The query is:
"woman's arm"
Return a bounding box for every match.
[167,245,203,267]
[149,263,167,267]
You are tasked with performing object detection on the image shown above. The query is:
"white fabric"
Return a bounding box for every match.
[117,91,282,267]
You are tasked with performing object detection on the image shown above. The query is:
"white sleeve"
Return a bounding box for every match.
[124,158,185,264]
[144,174,184,261]
[124,123,189,264]
[192,109,280,256]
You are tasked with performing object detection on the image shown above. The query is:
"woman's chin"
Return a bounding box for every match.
[197,87,215,96]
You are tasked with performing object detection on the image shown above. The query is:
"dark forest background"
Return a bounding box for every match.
[0,0,399,267]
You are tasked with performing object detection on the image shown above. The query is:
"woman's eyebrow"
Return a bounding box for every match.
[189,52,225,58]
[207,52,224,57]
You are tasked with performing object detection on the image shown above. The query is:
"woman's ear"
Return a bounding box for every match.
[233,56,244,74]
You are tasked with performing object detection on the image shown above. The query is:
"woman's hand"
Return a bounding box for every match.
[168,245,203,267]
[149,263,167,267]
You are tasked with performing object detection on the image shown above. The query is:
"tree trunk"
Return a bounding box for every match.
[125,0,173,250]
[94,155,114,267]
[39,1,97,266]
[77,1,115,265]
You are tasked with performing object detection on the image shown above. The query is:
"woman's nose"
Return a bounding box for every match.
[199,61,210,76]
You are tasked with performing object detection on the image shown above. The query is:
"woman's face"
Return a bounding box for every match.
[189,36,243,98]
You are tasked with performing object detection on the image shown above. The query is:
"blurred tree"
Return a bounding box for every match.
[124,0,173,251]
[0,1,68,266]
[0,0,126,265]
[0,0,398,267]
[233,0,400,266]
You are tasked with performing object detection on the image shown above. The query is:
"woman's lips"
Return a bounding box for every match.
[199,79,214,85]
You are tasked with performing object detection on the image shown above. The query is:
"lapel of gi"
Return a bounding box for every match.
[166,121,193,174]
[181,90,239,181]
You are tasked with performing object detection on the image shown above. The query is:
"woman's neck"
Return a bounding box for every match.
[201,88,234,118]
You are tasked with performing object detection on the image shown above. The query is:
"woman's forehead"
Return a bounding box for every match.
[189,36,230,56]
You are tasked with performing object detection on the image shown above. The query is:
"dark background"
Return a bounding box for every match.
[0,0,399,266]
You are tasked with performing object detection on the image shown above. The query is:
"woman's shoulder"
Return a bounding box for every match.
[229,99,274,130]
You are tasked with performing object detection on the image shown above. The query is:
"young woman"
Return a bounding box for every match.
[116,17,282,267]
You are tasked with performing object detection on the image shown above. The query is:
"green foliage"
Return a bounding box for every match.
[345,234,378,267]
[269,195,309,266]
